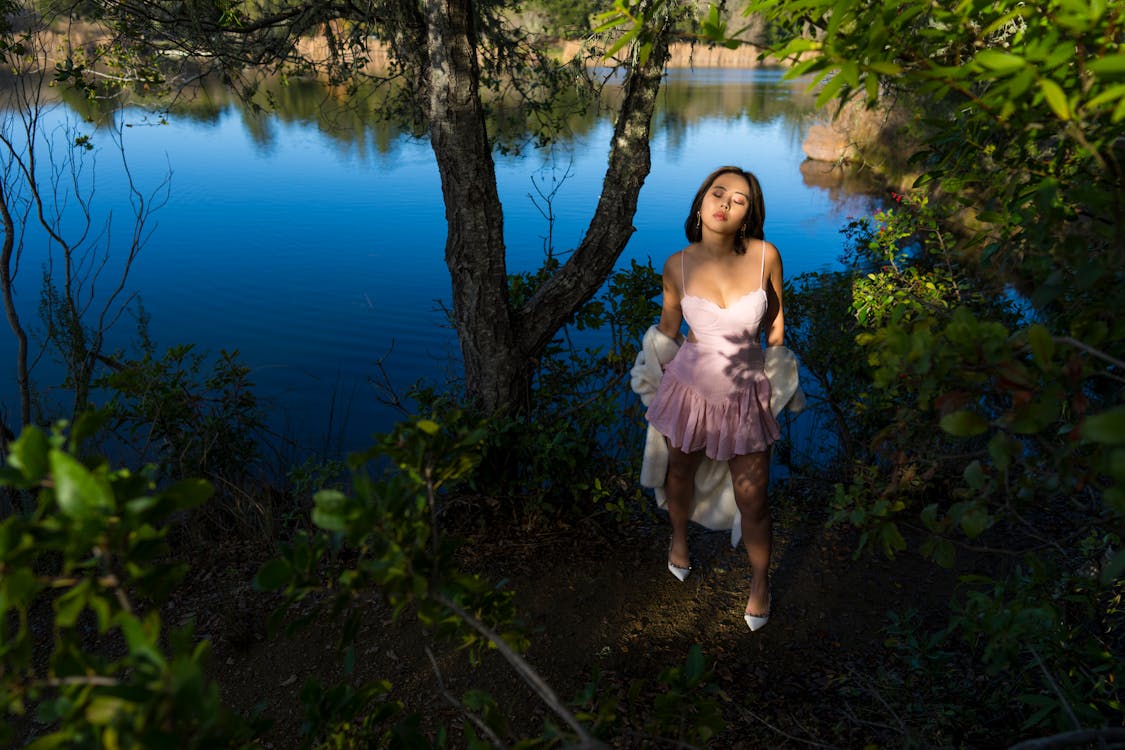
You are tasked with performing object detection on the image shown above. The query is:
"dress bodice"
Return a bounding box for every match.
[681,287,768,353]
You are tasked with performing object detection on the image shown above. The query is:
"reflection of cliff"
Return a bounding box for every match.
[799,160,882,203]
[798,97,921,191]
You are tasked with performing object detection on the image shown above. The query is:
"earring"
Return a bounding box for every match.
[695,212,701,232]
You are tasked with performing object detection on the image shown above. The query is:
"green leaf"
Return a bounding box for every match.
[815,70,850,108]
[988,432,1021,472]
[1027,324,1055,367]
[922,535,956,568]
[932,538,956,568]
[1087,84,1125,111]
[1082,407,1125,445]
[866,61,902,75]
[117,611,166,668]
[1089,54,1125,78]
[974,50,1027,74]
[963,460,987,490]
[1039,79,1070,120]
[960,504,991,539]
[0,566,41,612]
[7,427,49,483]
[54,579,92,628]
[311,489,350,532]
[162,478,214,511]
[84,696,130,726]
[1109,448,1125,482]
[981,6,1034,35]
[49,450,114,520]
[254,559,293,591]
[880,522,907,556]
[941,410,989,437]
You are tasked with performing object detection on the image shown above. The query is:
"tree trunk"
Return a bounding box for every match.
[515,35,671,361]
[425,0,527,412]
[426,0,672,413]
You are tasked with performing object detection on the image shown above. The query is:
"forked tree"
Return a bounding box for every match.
[75,0,690,413]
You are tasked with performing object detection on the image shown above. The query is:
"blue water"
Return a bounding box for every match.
[0,69,881,457]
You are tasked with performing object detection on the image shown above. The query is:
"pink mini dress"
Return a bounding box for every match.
[645,244,780,461]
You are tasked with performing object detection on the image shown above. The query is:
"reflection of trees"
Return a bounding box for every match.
[6,66,824,161]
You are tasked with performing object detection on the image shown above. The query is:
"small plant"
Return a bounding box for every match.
[0,416,261,748]
[99,343,263,483]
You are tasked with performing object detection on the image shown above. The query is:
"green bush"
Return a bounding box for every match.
[412,259,661,526]
[0,416,261,749]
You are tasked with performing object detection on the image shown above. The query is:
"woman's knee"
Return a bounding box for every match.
[666,459,696,485]
[666,449,701,484]
[736,493,770,522]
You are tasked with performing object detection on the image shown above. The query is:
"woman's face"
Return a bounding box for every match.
[699,172,751,235]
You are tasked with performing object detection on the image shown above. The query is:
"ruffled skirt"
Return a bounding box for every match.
[645,341,780,461]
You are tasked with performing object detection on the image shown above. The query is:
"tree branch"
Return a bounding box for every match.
[432,592,608,750]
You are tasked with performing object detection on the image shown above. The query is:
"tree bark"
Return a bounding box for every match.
[515,35,671,361]
[425,0,672,413]
[424,0,523,411]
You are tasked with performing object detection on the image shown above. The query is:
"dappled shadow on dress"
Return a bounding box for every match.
[720,329,767,390]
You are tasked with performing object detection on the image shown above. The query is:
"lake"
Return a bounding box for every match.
[0,67,882,460]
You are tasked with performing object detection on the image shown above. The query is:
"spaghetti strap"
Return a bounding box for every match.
[759,241,766,290]
[681,250,688,297]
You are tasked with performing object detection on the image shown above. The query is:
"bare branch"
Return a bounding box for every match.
[432,592,608,750]
[425,646,509,750]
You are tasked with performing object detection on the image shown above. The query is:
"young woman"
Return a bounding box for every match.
[645,165,784,631]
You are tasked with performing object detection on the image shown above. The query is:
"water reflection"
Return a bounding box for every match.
[20,64,822,160]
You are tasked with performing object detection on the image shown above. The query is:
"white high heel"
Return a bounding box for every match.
[744,592,771,631]
[667,541,691,582]
[667,559,692,582]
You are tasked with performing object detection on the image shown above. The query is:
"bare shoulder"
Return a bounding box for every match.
[761,240,783,274]
[661,249,687,286]
[761,239,782,263]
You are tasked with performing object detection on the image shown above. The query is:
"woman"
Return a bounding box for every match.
[645,165,783,632]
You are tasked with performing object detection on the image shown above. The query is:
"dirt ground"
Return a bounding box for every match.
[176,482,962,750]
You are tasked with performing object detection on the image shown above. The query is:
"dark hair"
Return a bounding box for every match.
[683,166,765,252]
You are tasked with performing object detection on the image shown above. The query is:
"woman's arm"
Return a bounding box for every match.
[762,242,784,347]
[656,252,686,341]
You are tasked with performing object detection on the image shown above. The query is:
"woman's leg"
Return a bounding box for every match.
[729,450,771,615]
[665,443,703,569]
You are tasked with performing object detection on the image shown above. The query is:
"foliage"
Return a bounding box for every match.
[98,340,262,484]
[782,188,1125,740]
[747,0,1124,320]
[0,417,260,749]
[0,412,729,749]
[410,258,661,524]
[527,0,607,38]
[256,410,726,748]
